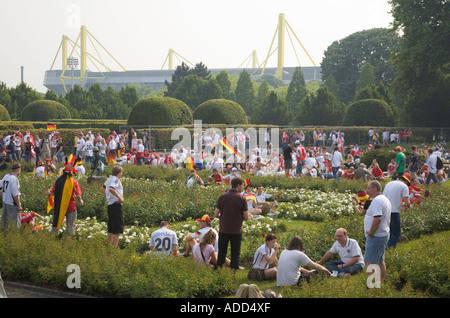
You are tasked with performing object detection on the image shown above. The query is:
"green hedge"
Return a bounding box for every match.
[342,99,395,126]
[0,230,235,297]
[127,97,193,126]
[0,104,11,121]
[21,100,71,121]
[193,99,248,125]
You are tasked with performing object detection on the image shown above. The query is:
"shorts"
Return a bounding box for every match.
[284,159,293,169]
[364,235,389,264]
[107,202,124,234]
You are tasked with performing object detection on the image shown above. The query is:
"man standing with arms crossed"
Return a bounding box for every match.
[214,177,249,280]
[364,180,391,284]
[0,163,22,230]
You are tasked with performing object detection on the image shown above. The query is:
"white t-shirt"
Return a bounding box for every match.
[34,166,45,177]
[276,249,312,287]
[256,192,272,204]
[84,141,94,157]
[329,238,364,266]
[425,154,438,174]
[149,227,178,256]
[0,173,21,205]
[364,194,391,238]
[383,180,409,213]
[331,151,343,167]
[252,243,277,269]
[103,175,123,205]
[76,138,85,152]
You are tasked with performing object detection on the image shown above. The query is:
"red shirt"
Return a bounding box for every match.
[210,172,223,183]
[342,170,354,180]
[21,212,36,224]
[371,167,384,178]
[216,189,248,234]
[51,179,81,213]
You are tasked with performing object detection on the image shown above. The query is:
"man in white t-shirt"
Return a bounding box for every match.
[150,221,178,257]
[383,174,410,249]
[364,180,391,283]
[103,165,124,247]
[1,163,22,230]
[84,137,94,164]
[317,228,364,277]
[255,185,283,215]
[76,134,85,159]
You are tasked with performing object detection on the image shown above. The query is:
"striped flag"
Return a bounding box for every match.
[47,123,57,131]
[219,137,243,161]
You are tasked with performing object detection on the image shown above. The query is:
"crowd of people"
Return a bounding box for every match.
[0,126,448,298]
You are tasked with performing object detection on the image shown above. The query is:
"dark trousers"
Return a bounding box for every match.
[387,213,401,249]
[217,232,242,270]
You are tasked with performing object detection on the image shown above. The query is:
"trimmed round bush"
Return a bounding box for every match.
[21,100,71,121]
[342,99,394,126]
[193,99,248,125]
[127,97,193,126]
[0,104,11,121]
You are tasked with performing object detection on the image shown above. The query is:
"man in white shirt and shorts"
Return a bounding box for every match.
[364,180,391,283]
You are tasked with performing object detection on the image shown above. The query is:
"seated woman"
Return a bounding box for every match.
[276,236,331,287]
[192,230,217,269]
[250,234,280,280]
[343,153,356,169]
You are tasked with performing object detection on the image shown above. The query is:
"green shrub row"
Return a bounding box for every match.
[0,230,235,297]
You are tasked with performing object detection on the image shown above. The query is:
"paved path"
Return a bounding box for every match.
[3,281,93,298]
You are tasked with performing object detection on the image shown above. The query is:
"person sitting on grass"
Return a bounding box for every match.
[317,228,365,277]
[249,233,280,281]
[276,236,331,287]
[192,229,217,269]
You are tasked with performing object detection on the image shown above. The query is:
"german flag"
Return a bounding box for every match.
[47,194,54,214]
[51,172,74,230]
[220,137,243,161]
[47,123,57,131]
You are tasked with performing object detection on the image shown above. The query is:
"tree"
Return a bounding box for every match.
[252,91,289,125]
[256,80,270,107]
[285,67,308,113]
[191,62,211,80]
[389,0,450,126]
[172,74,221,111]
[215,71,234,100]
[235,70,255,117]
[119,85,140,108]
[321,28,400,103]
[296,87,344,126]
[165,62,191,97]
[355,62,376,93]
[324,73,339,100]
[9,82,42,119]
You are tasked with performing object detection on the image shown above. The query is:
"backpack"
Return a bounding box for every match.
[436,156,443,170]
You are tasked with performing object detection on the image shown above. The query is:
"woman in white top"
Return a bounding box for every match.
[277,236,331,287]
[252,234,280,280]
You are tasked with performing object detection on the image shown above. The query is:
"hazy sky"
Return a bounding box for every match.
[0,0,394,93]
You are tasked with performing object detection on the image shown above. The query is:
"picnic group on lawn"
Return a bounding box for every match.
[0,127,447,298]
